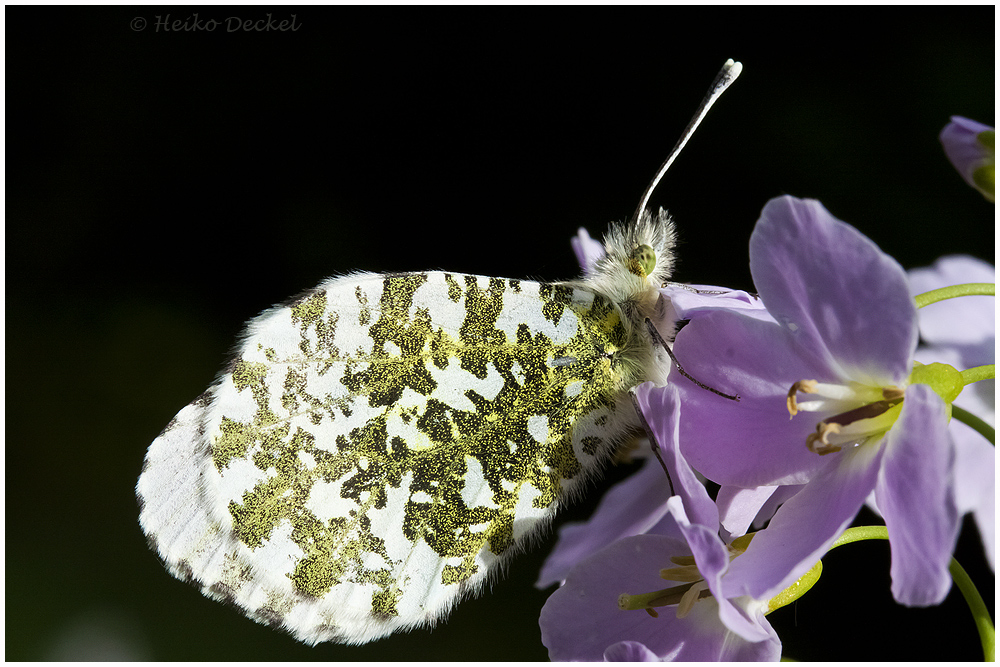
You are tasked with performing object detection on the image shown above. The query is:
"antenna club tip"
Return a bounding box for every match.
[724,59,743,79]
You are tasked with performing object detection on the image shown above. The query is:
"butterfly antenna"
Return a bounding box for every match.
[632,59,742,224]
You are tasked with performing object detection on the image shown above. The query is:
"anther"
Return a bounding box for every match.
[806,422,843,455]
[787,379,819,416]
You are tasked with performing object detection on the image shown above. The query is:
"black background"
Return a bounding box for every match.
[7,6,994,661]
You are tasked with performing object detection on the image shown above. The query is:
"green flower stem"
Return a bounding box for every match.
[914,282,994,309]
[952,404,996,446]
[766,560,823,613]
[952,365,995,446]
[950,557,996,662]
[962,365,996,385]
[830,526,995,662]
[830,524,889,548]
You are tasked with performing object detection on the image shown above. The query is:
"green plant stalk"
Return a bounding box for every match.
[949,557,996,662]
[952,404,996,446]
[915,283,994,309]
[962,365,996,385]
[831,526,995,661]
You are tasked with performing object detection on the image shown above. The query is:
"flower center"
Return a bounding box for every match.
[617,534,753,618]
[787,380,904,455]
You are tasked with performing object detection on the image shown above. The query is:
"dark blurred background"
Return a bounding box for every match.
[7,6,994,661]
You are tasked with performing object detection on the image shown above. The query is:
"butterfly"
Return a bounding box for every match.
[136,59,742,646]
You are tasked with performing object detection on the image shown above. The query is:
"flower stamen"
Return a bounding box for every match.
[660,564,703,582]
[882,386,905,401]
[677,581,709,618]
[804,395,906,455]
[806,422,842,455]
[787,379,818,416]
[788,379,907,454]
[621,536,757,619]
[786,380,880,416]
[824,396,904,427]
[618,583,714,615]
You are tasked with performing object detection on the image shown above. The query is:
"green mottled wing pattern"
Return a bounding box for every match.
[138,271,645,644]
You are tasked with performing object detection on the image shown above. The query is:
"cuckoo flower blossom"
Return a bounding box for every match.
[654,195,961,608]
[940,116,995,202]
[539,385,787,661]
[539,496,781,661]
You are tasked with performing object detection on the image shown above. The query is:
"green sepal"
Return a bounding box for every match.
[908,362,964,405]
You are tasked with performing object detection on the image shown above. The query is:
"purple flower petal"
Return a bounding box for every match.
[659,283,774,323]
[654,593,780,661]
[866,393,993,572]
[749,484,804,531]
[671,309,835,486]
[539,533,693,661]
[749,196,917,386]
[604,640,660,661]
[571,226,605,275]
[722,442,885,601]
[539,532,781,661]
[909,255,995,349]
[535,456,674,589]
[666,498,772,644]
[909,255,995,425]
[716,485,779,538]
[633,382,718,529]
[953,435,995,570]
[875,383,960,606]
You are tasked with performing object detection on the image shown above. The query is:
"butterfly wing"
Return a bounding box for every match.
[138,271,641,644]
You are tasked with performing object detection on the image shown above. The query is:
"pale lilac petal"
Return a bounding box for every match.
[722,443,885,601]
[954,435,995,569]
[666,498,772,643]
[539,534,705,661]
[749,196,917,386]
[633,382,718,529]
[915,346,994,571]
[604,640,659,661]
[941,118,994,178]
[671,310,834,487]
[659,283,774,324]
[535,456,673,588]
[867,424,994,572]
[571,226,605,275]
[665,597,782,661]
[539,530,781,662]
[909,255,995,348]
[750,484,803,531]
[716,485,779,538]
[655,594,780,661]
[875,384,960,606]
[913,322,994,565]
[712,611,781,662]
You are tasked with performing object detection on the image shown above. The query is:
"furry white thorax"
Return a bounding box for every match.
[572,207,676,330]
[564,207,678,390]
